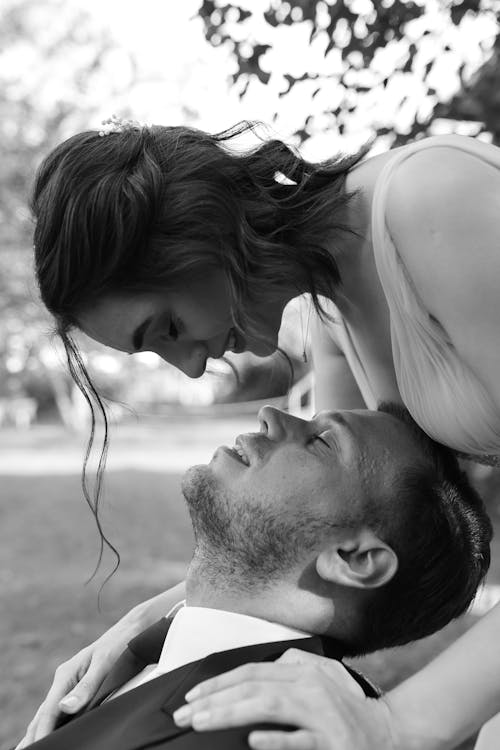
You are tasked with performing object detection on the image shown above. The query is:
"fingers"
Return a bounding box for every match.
[17,602,150,745]
[184,653,364,709]
[15,707,42,749]
[15,732,33,748]
[185,663,304,702]
[16,669,77,748]
[173,653,376,745]
[278,650,365,698]
[58,660,106,713]
[16,651,108,745]
[175,689,305,732]
[249,730,320,750]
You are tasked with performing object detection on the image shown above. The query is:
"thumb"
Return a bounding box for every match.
[59,668,105,713]
[58,692,85,713]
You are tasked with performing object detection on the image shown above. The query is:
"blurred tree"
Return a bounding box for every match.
[197,0,500,147]
[439,30,500,142]
[0,0,138,248]
[0,0,139,426]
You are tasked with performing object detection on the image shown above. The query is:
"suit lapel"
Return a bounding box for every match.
[53,616,174,730]
[86,618,347,712]
[98,636,331,749]
[90,617,172,708]
[45,636,331,750]
[40,661,201,750]
[49,636,334,750]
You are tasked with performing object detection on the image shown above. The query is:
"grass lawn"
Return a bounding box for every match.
[1,423,500,749]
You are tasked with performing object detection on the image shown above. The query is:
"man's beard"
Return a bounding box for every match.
[181,465,335,592]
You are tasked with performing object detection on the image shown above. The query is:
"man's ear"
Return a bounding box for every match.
[316,528,398,589]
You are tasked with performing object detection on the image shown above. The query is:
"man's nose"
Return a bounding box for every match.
[258,405,306,441]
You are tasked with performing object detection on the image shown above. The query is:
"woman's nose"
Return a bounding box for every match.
[161,342,208,379]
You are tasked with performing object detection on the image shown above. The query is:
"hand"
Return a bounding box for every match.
[15,618,141,748]
[173,648,395,750]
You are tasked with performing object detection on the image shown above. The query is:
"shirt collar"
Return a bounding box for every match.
[157,605,311,676]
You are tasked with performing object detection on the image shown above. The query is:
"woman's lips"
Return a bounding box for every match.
[209,328,245,360]
[225,327,246,355]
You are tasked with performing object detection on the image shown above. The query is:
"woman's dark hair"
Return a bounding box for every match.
[31,120,368,567]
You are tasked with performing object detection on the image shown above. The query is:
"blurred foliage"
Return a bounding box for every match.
[2,0,500,426]
[444,30,500,142]
[0,0,308,426]
[198,0,500,145]
[0,0,142,425]
[0,0,138,247]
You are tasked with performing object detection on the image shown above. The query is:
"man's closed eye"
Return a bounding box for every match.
[309,434,331,449]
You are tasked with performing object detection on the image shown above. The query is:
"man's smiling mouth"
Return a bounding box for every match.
[232,443,250,465]
[221,441,250,466]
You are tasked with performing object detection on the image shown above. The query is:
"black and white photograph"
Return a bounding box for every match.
[2,1,500,748]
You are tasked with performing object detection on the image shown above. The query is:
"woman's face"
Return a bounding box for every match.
[78,270,288,378]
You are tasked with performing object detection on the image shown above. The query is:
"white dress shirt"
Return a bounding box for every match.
[110,605,310,700]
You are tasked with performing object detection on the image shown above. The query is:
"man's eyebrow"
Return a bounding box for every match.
[132,316,153,352]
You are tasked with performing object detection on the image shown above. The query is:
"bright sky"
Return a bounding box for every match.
[6,0,497,153]
[66,0,498,158]
[68,0,248,131]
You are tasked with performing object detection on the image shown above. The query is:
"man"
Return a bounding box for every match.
[26,403,491,749]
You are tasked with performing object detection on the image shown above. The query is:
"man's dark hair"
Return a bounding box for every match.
[345,402,492,656]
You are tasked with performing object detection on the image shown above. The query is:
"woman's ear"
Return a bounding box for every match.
[316,528,398,589]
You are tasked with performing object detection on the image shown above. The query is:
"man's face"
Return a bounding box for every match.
[182,406,425,585]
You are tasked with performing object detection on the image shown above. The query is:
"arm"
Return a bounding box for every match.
[311,314,365,411]
[108,581,187,634]
[17,581,186,747]
[388,602,500,750]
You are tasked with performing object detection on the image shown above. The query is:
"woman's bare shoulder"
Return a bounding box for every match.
[384,138,500,303]
[383,136,500,407]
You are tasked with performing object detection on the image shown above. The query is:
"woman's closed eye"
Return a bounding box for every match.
[167,318,179,341]
[157,315,180,343]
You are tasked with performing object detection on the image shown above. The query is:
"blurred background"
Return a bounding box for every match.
[2,0,500,747]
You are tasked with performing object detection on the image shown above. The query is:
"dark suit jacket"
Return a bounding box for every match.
[26,618,378,750]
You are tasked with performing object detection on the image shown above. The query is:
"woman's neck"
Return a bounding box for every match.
[322,189,371,314]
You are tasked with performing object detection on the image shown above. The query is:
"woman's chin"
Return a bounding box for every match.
[247,337,278,357]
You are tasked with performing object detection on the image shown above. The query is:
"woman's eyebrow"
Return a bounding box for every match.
[132,316,153,351]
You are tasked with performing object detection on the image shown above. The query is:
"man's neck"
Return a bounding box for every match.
[185,574,338,636]
[185,578,282,621]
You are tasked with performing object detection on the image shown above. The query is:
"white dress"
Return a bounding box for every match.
[329,135,500,465]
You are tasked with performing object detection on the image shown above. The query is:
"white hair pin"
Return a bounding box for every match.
[98,114,142,136]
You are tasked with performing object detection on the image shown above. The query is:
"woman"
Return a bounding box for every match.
[19,120,500,749]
